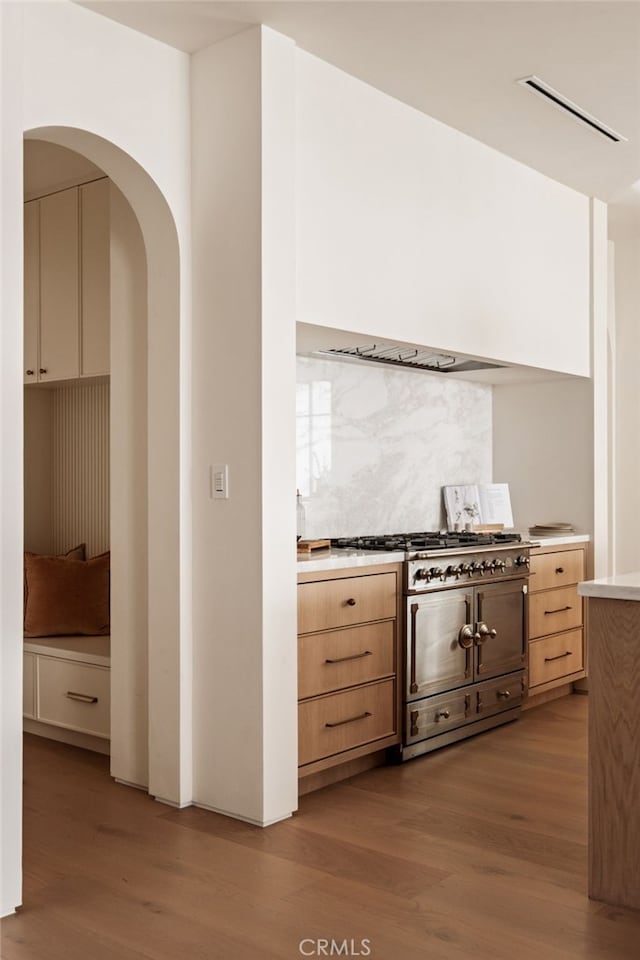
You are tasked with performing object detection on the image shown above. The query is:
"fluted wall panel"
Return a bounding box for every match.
[51,381,110,558]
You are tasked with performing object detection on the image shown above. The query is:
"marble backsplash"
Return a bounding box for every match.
[297,355,493,538]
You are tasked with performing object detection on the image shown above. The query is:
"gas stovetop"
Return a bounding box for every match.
[331,531,523,554]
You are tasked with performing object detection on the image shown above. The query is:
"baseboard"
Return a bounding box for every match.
[522,684,574,710]
[24,719,110,755]
[298,750,386,796]
[114,777,148,792]
[153,795,193,810]
[192,800,293,828]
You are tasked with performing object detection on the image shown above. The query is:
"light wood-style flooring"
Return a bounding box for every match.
[3,695,640,959]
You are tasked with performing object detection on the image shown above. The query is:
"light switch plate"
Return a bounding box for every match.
[210,464,229,499]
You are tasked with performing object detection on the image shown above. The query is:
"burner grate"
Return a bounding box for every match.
[331,531,522,552]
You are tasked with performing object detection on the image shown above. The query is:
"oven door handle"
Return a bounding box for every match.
[475,622,497,645]
[409,603,419,694]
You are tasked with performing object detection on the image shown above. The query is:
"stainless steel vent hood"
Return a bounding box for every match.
[317,344,505,375]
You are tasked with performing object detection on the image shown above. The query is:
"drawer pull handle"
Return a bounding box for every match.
[435,709,450,721]
[26,369,34,376]
[496,690,511,700]
[39,368,48,375]
[325,650,372,665]
[345,598,357,607]
[410,710,419,736]
[544,605,572,615]
[555,567,564,574]
[65,691,99,704]
[325,711,371,728]
[544,651,572,662]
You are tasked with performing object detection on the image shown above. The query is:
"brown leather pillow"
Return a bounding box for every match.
[24,551,110,637]
[23,544,87,623]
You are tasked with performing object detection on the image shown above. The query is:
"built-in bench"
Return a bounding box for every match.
[23,635,110,755]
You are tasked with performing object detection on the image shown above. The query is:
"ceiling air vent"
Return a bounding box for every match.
[517,75,628,143]
[318,345,504,374]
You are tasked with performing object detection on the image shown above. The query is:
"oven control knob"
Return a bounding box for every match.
[515,555,530,569]
[476,561,489,577]
[429,566,444,581]
[460,563,472,575]
[446,564,463,579]
[494,559,507,574]
[414,567,430,581]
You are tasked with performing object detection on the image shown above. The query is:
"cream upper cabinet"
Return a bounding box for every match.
[39,188,80,382]
[24,180,110,385]
[80,179,110,377]
[23,201,39,382]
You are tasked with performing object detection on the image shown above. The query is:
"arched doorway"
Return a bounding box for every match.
[21,126,190,804]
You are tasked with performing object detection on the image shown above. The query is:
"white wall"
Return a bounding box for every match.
[296,50,591,377]
[609,215,640,574]
[493,378,593,537]
[0,0,25,918]
[191,27,298,825]
[297,356,492,537]
[110,185,149,789]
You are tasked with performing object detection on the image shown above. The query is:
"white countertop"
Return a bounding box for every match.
[579,572,640,602]
[297,548,405,573]
[529,534,590,547]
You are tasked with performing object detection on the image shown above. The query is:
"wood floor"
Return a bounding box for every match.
[3,695,640,959]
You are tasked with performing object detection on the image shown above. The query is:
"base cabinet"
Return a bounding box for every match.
[527,543,587,698]
[23,636,110,752]
[297,564,402,783]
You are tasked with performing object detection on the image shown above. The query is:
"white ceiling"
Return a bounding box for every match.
[80,1,640,205]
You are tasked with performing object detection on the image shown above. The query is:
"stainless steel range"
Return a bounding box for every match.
[332,531,533,760]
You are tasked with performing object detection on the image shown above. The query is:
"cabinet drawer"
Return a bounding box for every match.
[298,573,396,634]
[530,549,585,592]
[23,652,36,719]
[406,688,471,744]
[529,630,583,687]
[298,621,394,699]
[299,679,395,766]
[37,657,110,738]
[476,674,526,719]
[529,585,582,639]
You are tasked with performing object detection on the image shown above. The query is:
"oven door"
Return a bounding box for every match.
[474,578,527,680]
[406,589,473,701]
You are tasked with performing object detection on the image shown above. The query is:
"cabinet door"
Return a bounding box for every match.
[80,179,110,377]
[406,590,472,700]
[39,188,79,381]
[24,200,39,383]
[475,579,527,680]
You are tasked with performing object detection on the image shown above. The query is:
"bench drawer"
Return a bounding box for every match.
[37,656,110,738]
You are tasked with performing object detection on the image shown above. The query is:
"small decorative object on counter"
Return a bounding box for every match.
[529,522,575,536]
[296,489,306,542]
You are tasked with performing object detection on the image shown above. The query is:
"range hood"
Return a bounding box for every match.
[317,343,505,375]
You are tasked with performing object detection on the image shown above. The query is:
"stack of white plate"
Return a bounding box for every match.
[529,522,575,536]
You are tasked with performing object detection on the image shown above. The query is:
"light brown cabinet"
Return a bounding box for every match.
[24,179,110,385]
[527,543,587,695]
[297,563,402,785]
